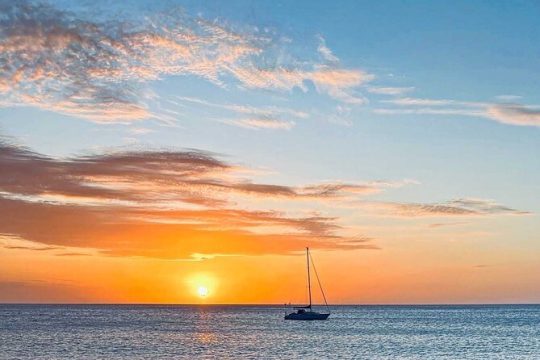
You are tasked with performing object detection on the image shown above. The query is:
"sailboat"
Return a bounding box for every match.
[284,247,330,320]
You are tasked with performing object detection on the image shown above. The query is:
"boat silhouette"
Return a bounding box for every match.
[284,247,330,320]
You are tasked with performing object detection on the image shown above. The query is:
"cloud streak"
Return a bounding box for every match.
[0,138,383,258]
[0,1,372,123]
[368,87,414,96]
[485,103,540,127]
[227,117,294,130]
[0,138,528,258]
[175,96,307,130]
[376,94,540,127]
[365,198,529,217]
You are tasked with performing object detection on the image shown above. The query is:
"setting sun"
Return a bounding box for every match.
[197,286,209,298]
[185,273,216,300]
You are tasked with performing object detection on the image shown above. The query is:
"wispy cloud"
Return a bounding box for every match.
[0,195,378,259]
[176,96,308,118]
[375,94,540,127]
[325,104,354,126]
[226,117,294,130]
[373,107,485,117]
[495,95,522,102]
[0,138,393,204]
[129,127,155,135]
[0,137,528,257]
[309,67,373,104]
[0,1,372,123]
[368,87,414,96]
[229,66,372,104]
[176,96,306,130]
[317,35,339,64]
[381,97,488,107]
[364,198,529,218]
[485,103,540,127]
[428,222,468,228]
[0,138,384,258]
[3,244,60,251]
[0,236,96,256]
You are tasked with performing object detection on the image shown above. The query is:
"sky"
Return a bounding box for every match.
[0,0,539,304]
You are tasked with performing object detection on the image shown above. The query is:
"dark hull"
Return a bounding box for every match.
[284,311,330,320]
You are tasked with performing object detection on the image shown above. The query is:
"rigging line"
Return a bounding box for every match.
[309,252,329,310]
[307,247,312,307]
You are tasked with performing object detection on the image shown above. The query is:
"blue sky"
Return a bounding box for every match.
[2,0,539,204]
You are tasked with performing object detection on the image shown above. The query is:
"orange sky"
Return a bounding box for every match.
[0,135,538,304]
[2,232,539,304]
[0,139,539,304]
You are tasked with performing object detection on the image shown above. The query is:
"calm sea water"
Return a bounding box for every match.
[0,305,539,359]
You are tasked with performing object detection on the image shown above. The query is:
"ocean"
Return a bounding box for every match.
[1,304,539,359]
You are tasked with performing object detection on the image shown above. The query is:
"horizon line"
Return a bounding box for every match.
[1,302,539,306]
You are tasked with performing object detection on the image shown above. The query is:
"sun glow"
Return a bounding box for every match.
[186,272,216,300]
[197,286,209,297]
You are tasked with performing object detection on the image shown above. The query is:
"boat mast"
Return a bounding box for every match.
[307,247,312,308]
